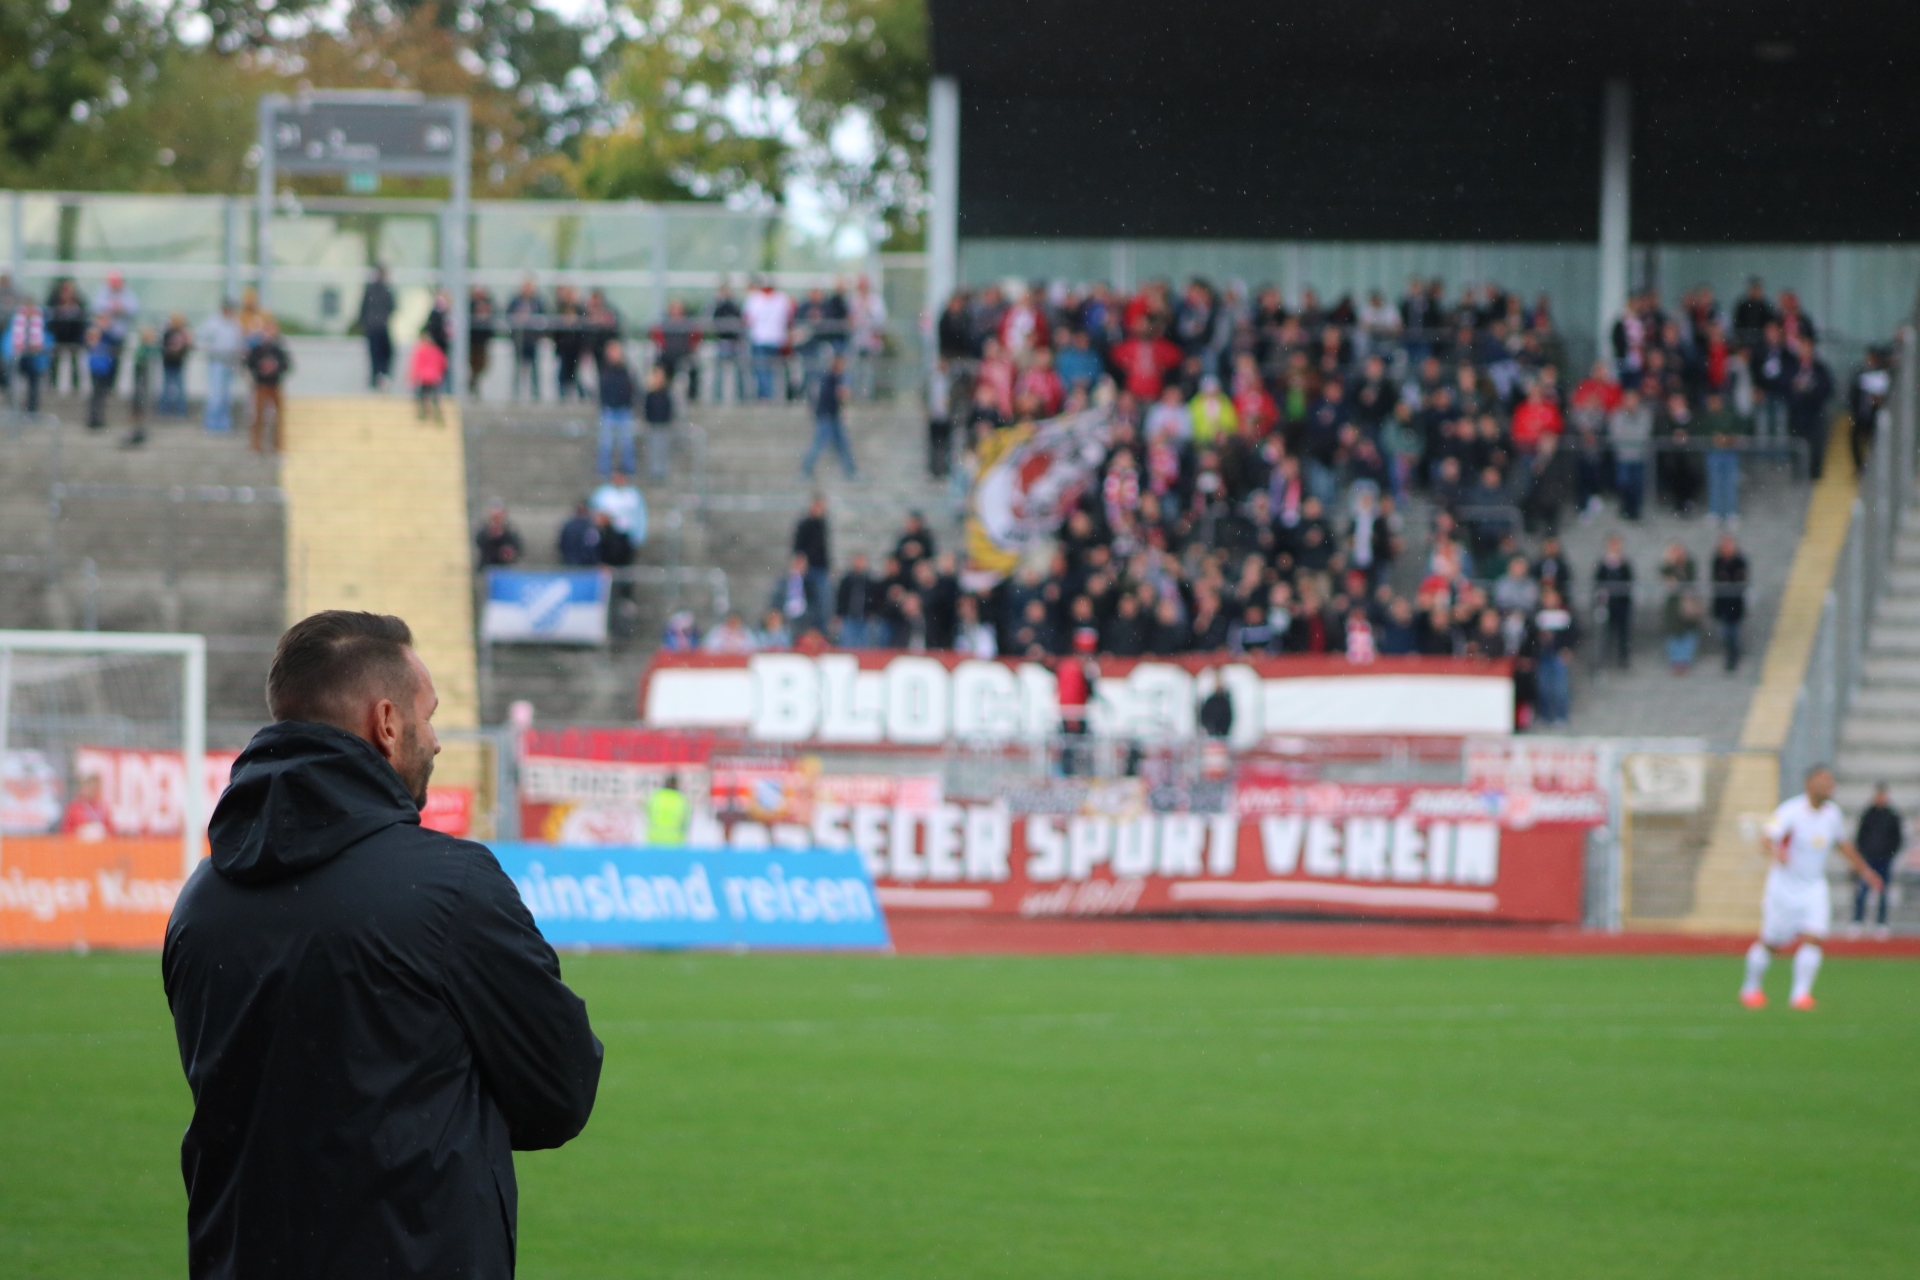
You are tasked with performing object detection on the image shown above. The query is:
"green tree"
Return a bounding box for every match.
[584,0,929,239]
[0,0,163,183]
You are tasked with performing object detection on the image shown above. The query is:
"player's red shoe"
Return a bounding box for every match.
[1740,989,1767,1009]
[1790,994,1816,1011]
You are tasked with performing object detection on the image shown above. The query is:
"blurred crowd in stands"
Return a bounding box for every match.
[1,271,293,451]
[782,273,1889,728]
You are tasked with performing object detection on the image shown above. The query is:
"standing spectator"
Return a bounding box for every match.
[1710,533,1749,672]
[769,553,826,637]
[1607,389,1654,521]
[411,333,448,423]
[744,278,794,400]
[1509,381,1563,453]
[423,290,452,380]
[92,268,139,375]
[928,360,954,478]
[793,495,832,608]
[1853,785,1902,937]
[475,504,523,567]
[802,353,857,480]
[1751,320,1796,441]
[123,323,158,447]
[1660,540,1701,674]
[595,340,637,478]
[8,295,46,414]
[357,266,396,389]
[641,365,674,482]
[590,471,647,546]
[1533,586,1577,725]
[1731,277,1774,345]
[245,317,292,453]
[557,500,601,567]
[1849,346,1893,475]
[158,312,192,417]
[1595,534,1634,670]
[46,278,88,392]
[468,286,496,395]
[84,324,116,428]
[849,274,888,399]
[650,298,701,401]
[1110,316,1183,402]
[1698,391,1750,522]
[835,553,881,647]
[0,270,19,340]
[552,290,586,400]
[506,278,545,400]
[1785,338,1835,479]
[198,299,243,435]
[709,281,745,401]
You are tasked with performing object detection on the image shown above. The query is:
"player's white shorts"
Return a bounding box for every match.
[1760,870,1830,945]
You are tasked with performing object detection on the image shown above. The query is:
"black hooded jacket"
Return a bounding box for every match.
[163,721,602,1279]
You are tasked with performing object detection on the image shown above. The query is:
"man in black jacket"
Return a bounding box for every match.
[1854,784,1904,934]
[357,265,396,389]
[164,611,602,1279]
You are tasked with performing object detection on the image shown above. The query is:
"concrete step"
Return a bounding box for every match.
[1876,596,1920,625]
[1888,567,1920,594]
[1840,718,1920,748]
[1861,655,1920,685]
[1845,686,1920,718]
[1868,625,1920,654]
[1835,748,1920,782]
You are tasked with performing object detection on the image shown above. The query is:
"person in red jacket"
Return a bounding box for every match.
[1509,380,1564,452]
[1109,316,1183,402]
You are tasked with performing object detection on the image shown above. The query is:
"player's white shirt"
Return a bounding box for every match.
[1762,795,1846,882]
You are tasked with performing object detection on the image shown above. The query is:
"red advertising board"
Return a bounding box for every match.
[852,780,1601,924]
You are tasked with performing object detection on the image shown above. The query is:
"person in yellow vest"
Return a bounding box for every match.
[646,774,688,846]
[1188,375,1240,447]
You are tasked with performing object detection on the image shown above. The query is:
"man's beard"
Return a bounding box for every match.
[397,721,436,808]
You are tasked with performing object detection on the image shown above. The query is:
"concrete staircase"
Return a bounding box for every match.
[0,398,283,734]
[1837,508,1920,814]
[465,397,955,723]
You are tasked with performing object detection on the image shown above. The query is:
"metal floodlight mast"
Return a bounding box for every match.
[257,92,472,396]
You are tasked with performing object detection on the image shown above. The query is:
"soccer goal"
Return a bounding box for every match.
[0,631,208,882]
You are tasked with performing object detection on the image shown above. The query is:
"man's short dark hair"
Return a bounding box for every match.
[267,611,416,725]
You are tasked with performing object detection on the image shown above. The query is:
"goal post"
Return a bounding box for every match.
[0,631,208,879]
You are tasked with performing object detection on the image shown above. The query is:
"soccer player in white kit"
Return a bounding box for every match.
[1740,765,1884,1010]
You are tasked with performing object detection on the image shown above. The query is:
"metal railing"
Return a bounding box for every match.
[1779,325,1917,794]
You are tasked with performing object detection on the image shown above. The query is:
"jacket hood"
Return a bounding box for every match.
[209,721,420,886]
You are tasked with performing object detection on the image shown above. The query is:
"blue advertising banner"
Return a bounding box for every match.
[489,843,892,950]
[481,569,611,645]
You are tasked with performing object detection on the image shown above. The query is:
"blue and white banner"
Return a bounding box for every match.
[482,569,611,645]
[489,843,892,950]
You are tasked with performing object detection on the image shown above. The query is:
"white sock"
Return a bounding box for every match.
[1742,942,1771,994]
[1791,944,1823,1001]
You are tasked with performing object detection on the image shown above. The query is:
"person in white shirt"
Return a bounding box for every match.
[849,275,887,400]
[742,280,794,401]
[1741,765,1883,1010]
[589,471,647,545]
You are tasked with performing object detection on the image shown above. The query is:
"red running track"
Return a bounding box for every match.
[886,913,1920,958]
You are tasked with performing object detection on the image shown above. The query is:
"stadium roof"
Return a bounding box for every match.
[929,2,1911,88]
[928,2,1920,242]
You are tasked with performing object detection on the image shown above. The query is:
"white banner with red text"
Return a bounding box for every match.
[641,653,1515,747]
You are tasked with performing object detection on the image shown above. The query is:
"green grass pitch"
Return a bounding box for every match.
[2,950,1916,1278]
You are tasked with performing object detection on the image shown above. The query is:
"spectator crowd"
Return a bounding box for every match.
[725,273,1884,729]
